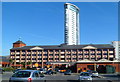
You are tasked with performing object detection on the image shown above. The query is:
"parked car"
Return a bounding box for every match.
[78,72,92,81]
[45,70,53,75]
[9,70,45,82]
[87,70,99,77]
[0,68,3,74]
[13,69,22,73]
[39,68,46,74]
[64,69,71,75]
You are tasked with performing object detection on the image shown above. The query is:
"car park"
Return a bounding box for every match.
[9,70,45,82]
[78,72,92,81]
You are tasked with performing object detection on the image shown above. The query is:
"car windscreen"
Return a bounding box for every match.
[80,73,90,76]
[12,71,31,78]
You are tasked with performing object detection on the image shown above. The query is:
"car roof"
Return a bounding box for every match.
[18,70,38,72]
[80,72,90,73]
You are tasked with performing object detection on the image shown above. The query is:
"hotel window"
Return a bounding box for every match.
[16,54,20,56]
[73,58,77,60]
[72,54,76,56]
[66,49,71,52]
[72,49,77,51]
[32,58,36,60]
[22,54,25,56]
[109,53,114,55]
[55,58,59,60]
[16,58,20,60]
[78,49,82,51]
[21,58,25,60]
[61,58,65,60]
[32,50,36,52]
[49,58,53,60]
[44,54,48,56]
[27,58,31,60]
[38,58,42,60]
[27,50,31,52]
[61,50,65,52]
[22,50,25,52]
[55,50,59,52]
[38,50,42,52]
[55,54,59,56]
[27,54,31,56]
[67,58,71,60]
[61,54,65,56]
[43,58,47,60]
[11,50,15,52]
[78,58,82,60]
[32,54,36,56]
[49,54,53,56]
[109,49,114,51]
[38,54,42,56]
[67,54,71,56]
[16,50,20,52]
[49,50,53,52]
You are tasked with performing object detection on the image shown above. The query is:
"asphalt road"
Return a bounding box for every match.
[1,72,120,82]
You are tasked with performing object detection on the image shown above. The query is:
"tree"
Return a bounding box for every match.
[9,59,13,67]
[21,62,26,68]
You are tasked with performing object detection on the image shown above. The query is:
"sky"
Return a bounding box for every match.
[2,2,118,56]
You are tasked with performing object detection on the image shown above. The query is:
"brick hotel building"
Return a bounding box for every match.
[10,40,116,69]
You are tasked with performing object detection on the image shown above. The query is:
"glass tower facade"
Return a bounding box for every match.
[64,3,80,45]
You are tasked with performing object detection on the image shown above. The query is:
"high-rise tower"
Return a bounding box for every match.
[64,3,80,45]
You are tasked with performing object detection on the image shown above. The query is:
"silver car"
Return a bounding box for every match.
[9,70,45,82]
[78,72,92,82]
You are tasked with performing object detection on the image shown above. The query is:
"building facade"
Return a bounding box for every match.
[10,40,115,69]
[64,3,80,45]
[112,41,120,60]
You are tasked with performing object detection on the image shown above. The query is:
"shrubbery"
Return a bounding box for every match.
[2,67,15,71]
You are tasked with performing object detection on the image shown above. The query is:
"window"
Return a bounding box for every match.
[49,54,53,56]
[44,54,48,56]
[55,58,59,60]
[38,54,42,56]
[49,58,53,60]
[33,72,39,77]
[32,54,36,56]
[38,58,42,60]
[12,71,31,78]
[43,58,47,60]
[55,54,59,56]
[22,54,25,56]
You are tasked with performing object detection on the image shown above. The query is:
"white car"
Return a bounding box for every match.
[87,70,99,77]
[78,72,92,81]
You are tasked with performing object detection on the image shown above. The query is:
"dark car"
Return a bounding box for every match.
[0,69,3,74]
[13,69,22,73]
[64,69,71,75]
[0,68,5,74]
[45,70,53,75]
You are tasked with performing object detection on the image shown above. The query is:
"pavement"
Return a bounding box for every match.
[0,72,120,82]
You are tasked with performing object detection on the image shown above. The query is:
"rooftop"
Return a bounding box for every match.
[10,44,114,50]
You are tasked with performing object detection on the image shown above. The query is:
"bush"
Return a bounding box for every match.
[21,67,27,70]
[3,67,15,71]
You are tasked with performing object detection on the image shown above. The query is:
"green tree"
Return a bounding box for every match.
[9,59,13,67]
